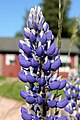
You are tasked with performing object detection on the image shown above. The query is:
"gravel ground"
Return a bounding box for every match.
[0,97,75,120]
[0,97,24,120]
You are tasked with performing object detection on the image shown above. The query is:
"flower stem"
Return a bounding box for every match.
[43,86,46,119]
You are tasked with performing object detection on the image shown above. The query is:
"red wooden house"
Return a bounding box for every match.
[60,38,80,78]
[0,37,20,77]
[0,37,79,78]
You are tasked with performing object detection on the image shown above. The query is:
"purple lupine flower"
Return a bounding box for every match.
[37,96,44,105]
[31,58,39,68]
[18,71,28,83]
[64,72,80,119]
[42,60,51,71]
[57,98,68,108]
[21,112,32,120]
[46,43,55,56]
[48,99,57,108]
[51,58,61,71]
[36,46,44,57]
[18,54,31,68]
[26,95,36,104]
[58,80,66,90]
[38,77,46,86]
[50,80,60,90]
[20,89,29,99]
[18,6,67,119]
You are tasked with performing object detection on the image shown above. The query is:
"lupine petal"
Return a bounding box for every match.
[22,44,32,55]
[48,99,57,108]
[19,59,31,68]
[30,33,36,43]
[18,54,31,68]
[76,113,80,118]
[75,87,79,92]
[22,29,30,38]
[20,89,28,99]
[38,22,43,30]
[38,77,46,86]
[21,107,28,113]
[46,30,52,40]
[31,58,39,68]
[50,81,60,90]
[73,93,78,98]
[27,74,36,83]
[34,116,40,120]
[42,60,51,71]
[58,80,66,90]
[18,41,23,49]
[46,44,55,56]
[71,102,76,107]
[43,22,49,32]
[64,107,73,114]
[41,34,47,44]
[26,95,36,104]
[27,19,33,29]
[37,96,44,105]
[21,112,32,120]
[51,58,61,71]
[36,46,44,57]
[57,98,68,108]
[18,71,28,83]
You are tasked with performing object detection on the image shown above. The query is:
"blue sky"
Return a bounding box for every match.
[0,0,80,37]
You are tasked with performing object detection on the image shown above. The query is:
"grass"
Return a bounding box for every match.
[0,76,6,81]
[0,78,26,102]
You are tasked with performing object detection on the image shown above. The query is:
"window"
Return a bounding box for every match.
[59,55,71,72]
[6,54,15,65]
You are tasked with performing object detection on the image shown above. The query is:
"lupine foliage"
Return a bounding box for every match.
[18,6,68,120]
[64,72,80,119]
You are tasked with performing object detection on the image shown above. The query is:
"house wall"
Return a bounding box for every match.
[2,54,20,77]
[70,56,74,69]
[59,55,78,78]
[0,54,3,75]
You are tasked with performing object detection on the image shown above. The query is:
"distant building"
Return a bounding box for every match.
[0,38,20,77]
[60,38,80,78]
[0,38,80,77]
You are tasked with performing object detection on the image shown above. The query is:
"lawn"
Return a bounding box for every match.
[0,78,25,102]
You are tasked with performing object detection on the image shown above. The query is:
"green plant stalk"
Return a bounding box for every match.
[57,0,68,57]
[68,17,80,56]
[55,0,68,113]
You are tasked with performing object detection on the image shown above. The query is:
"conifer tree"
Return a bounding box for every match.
[41,0,72,37]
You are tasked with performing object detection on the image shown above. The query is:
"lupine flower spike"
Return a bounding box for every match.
[64,72,80,119]
[18,6,68,120]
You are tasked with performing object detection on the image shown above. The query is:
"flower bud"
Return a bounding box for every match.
[26,95,36,104]
[51,58,61,71]
[48,99,57,108]
[36,46,44,57]
[38,77,46,86]
[57,98,68,108]
[50,81,60,90]
[18,71,28,83]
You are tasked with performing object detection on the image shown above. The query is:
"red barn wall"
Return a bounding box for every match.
[70,56,74,69]
[2,54,20,77]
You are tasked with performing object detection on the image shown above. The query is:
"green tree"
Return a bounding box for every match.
[77,25,80,48]
[15,32,22,37]
[41,0,72,37]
